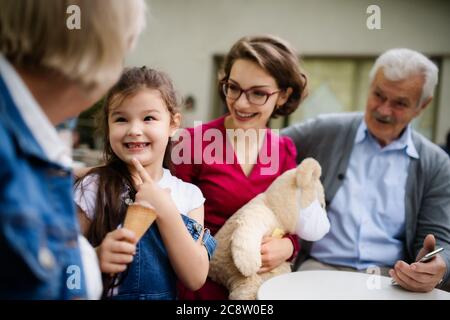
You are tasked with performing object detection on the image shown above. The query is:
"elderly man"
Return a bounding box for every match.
[0,0,146,299]
[283,48,450,292]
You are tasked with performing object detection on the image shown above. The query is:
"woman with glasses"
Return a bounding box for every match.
[174,34,308,299]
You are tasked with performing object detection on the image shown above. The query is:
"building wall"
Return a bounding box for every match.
[436,58,450,145]
[126,0,450,143]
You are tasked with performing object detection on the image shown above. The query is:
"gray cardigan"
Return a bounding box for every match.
[282,112,450,286]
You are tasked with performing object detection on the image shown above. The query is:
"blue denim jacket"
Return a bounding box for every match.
[0,75,87,299]
[112,214,216,300]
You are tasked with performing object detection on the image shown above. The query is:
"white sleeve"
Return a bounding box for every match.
[183,183,205,214]
[78,235,103,300]
[73,174,99,220]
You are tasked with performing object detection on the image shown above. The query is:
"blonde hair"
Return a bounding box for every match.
[0,0,146,95]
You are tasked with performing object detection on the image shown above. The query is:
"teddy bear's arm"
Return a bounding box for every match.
[231,204,279,277]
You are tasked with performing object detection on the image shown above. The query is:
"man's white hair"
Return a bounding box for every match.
[369,48,438,106]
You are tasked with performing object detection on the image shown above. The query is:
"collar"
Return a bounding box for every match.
[355,118,419,159]
[0,54,72,168]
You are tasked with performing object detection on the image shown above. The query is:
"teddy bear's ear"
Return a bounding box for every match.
[296,158,322,188]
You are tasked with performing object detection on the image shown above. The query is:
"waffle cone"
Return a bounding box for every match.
[123,204,157,241]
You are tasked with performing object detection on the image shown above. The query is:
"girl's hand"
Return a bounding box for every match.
[97,228,137,274]
[131,158,175,217]
[257,236,294,274]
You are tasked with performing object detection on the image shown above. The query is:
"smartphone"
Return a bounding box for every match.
[391,247,444,285]
[419,247,444,263]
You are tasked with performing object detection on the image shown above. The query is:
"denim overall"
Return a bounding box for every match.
[112,214,216,300]
[0,74,87,299]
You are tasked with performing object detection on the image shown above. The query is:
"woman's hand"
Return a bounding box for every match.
[97,228,137,274]
[257,236,294,274]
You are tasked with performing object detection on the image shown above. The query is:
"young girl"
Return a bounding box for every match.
[174,35,308,299]
[74,67,216,300]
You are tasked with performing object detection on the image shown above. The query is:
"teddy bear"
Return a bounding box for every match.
[208,157,330,300]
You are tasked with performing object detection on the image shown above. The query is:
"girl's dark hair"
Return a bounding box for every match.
[75,66,179,294]
[218,35,308,118]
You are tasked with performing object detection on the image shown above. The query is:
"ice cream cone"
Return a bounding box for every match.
[123,203,157,241]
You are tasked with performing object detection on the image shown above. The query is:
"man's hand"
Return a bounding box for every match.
[389,234,447,292]
[257,236,293,274]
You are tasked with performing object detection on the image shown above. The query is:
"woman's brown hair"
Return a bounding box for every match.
[75,66,179,293]
[218,35,308,118]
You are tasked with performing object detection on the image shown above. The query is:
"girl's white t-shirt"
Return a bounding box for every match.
[74,168,205,220]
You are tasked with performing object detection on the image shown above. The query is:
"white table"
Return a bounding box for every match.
[257,270,450,300]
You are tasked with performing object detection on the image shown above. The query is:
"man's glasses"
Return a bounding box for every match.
[221,81,281,106]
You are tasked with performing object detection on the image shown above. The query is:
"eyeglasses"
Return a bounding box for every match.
[221,81,281,106]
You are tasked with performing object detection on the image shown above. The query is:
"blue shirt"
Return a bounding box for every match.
[311,120,419,269]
